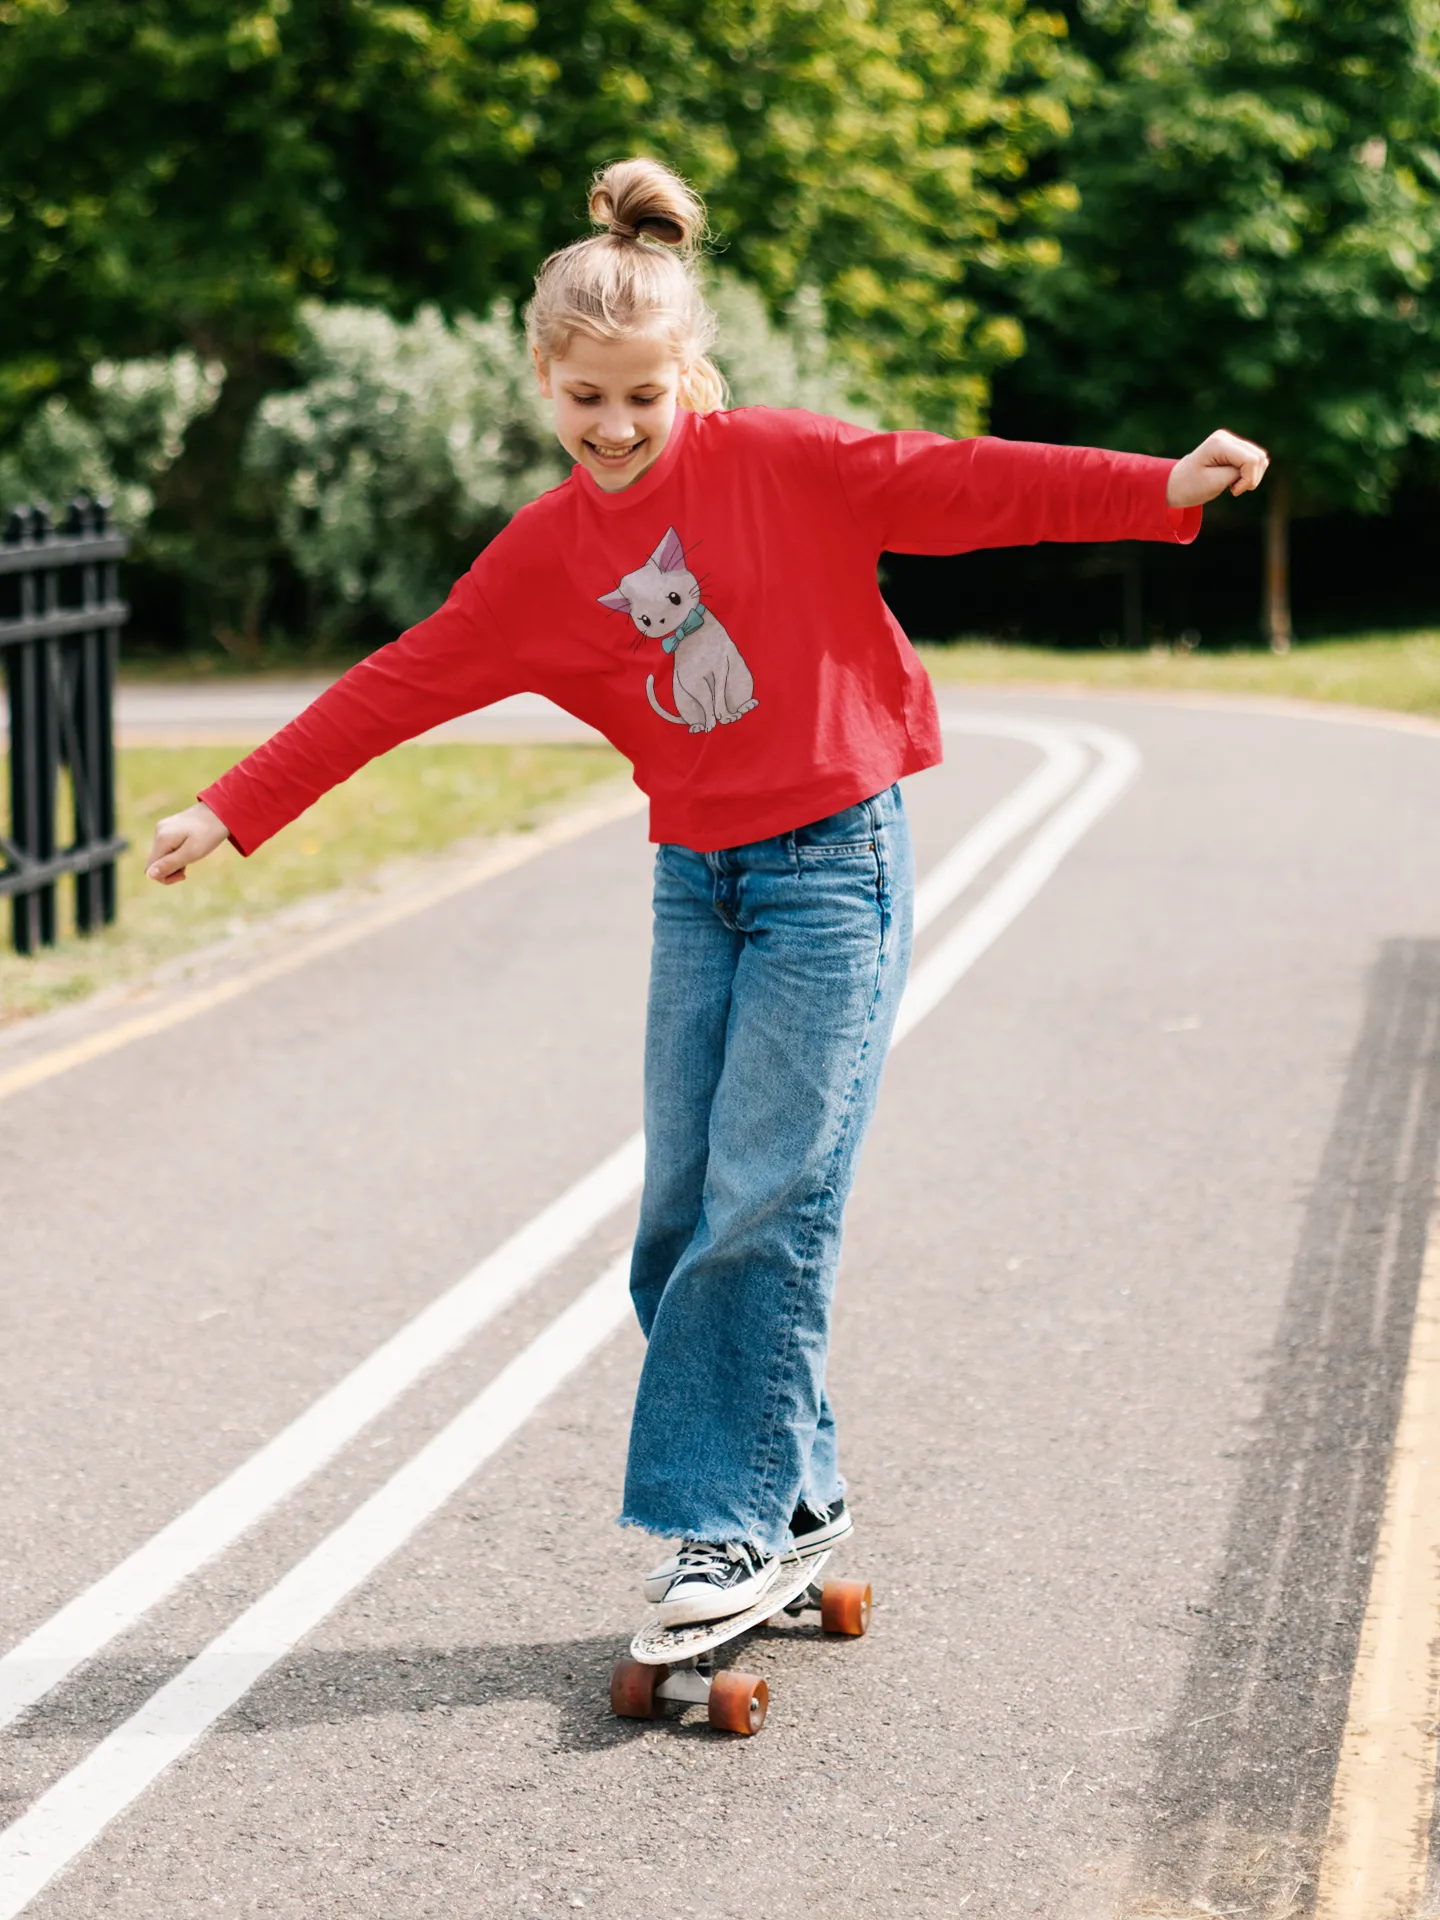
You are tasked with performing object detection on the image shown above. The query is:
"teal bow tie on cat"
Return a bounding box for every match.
[662,604,707,653]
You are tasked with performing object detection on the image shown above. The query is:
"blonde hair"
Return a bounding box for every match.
[525,159,727,414]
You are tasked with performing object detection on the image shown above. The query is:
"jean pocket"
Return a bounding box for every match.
[793,797,877,858]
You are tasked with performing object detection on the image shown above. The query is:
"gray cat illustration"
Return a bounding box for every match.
[598,527,758,733]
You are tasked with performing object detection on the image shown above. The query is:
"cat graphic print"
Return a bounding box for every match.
[598,527,758,733]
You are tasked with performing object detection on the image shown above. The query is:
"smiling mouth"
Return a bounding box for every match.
[586,439,644,465]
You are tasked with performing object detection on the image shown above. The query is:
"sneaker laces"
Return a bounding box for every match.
[674,1540,751,1581]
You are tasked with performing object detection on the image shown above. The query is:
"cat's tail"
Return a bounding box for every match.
[646,674,686,724]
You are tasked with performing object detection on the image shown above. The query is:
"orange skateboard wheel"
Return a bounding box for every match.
[707,1669,768,1735]
[819,1578,872,1636]
[610,1657,666,1719]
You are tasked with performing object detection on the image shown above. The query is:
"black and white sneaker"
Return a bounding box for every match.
[789,1494,853,1558]
[643,1552,682,1606]
[655,1541,781,1628]
[643,1496,853,1603]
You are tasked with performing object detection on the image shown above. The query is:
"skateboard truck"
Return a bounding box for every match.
[782,1578,829,1616]
[648,1648,768,1734]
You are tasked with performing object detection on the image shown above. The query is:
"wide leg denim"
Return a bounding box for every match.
[621,784,914,1556]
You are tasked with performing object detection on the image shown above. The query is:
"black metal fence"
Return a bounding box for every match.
[0,501,128,955]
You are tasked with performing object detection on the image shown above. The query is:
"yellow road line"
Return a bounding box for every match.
[0,784,644,1109]
[1315,1193,1440,1920]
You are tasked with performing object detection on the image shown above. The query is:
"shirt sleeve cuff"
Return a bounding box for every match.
[1166,501,1202,545]
[197,784,254,858]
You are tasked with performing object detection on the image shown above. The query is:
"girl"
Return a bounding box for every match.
[148,159,1267,1630]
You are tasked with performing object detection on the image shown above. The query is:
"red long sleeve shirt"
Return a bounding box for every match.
[201,406,1199,855]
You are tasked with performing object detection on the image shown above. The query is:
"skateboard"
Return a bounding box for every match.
[609,1549,872,1736]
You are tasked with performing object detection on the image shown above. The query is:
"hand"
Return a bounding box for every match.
[147,801,229,885]
[1167,429,1270,508]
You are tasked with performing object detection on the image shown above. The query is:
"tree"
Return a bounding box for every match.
[1004,0,1440,648]
[0,0,561,641]
[512,0,1082,437]
[0,0,1076,425]
[0,0,1079,645]
[0,0,554,407]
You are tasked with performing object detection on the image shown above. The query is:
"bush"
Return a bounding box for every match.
[0,352,224,531]
[243,279,873,644]
[244,300,566,641]
[708,276,877,422]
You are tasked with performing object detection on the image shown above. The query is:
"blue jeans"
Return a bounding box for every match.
[621,785,915,1556]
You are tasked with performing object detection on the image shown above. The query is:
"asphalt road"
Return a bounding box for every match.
[2,689,1438,1920]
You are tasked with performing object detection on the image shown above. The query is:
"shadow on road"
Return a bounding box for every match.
[1130,939,1440,1919]
[235,1635,658,1752]
[11,1619,839,1763]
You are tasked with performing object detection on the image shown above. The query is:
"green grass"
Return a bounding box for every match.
[0,741,624,1026]
[917,630,1440,718]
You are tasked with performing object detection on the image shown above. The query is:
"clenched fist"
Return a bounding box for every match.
[1167,430,1269,508]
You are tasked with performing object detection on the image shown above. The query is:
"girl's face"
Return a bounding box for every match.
[534,333,686,492]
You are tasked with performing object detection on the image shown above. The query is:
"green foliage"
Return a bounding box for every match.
[0,0,1078,647]
[706,276,879,420]
[0,0,553,407]
[515,1,1082,435]
[0,351,223,529]
[1011,0,1440,511]
[244,300,565,636]
[0,0,1076,438]
[0,274,876,644]
[242,277,874,640]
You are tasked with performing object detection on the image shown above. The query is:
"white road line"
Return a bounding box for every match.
[0,1256,636,1920]
[895,723,1139,1042]
[0,715,1139,1916]
[0,715,1085,1739]
[0,1136,644,1735]
[912,722,1087,932]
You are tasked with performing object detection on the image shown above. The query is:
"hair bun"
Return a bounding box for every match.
[589,159,704,254]
[528,159,725,413]
[608,214,684,244]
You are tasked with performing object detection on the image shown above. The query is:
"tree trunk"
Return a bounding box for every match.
[1264,473,1292,654]
[1122,551,1143,649]
[148,344,292,656]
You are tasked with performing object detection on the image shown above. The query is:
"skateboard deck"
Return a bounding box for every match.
[630,1549,832,1664]
[610,1548,873,1736]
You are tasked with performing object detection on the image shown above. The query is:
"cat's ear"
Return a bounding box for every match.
[650,527,687,574]
[597,588,632,612]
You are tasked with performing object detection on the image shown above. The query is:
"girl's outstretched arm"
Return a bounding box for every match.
[830,418,1267,556]
[145,546,526,875]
